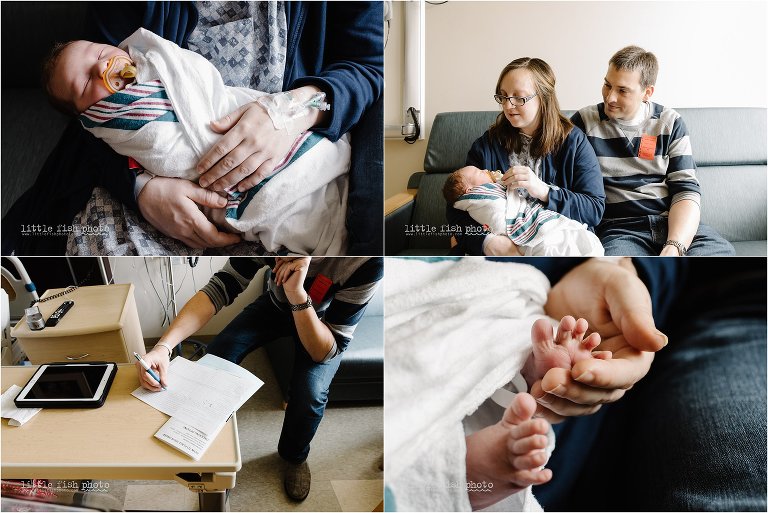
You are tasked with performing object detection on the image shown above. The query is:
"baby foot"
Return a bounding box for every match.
[523,316,610,385]
[465,392,552,510]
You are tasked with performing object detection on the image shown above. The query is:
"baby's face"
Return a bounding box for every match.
[458,166,494,189]
[50,41,132,114]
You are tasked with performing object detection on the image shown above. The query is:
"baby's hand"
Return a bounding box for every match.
[522,316,611,387]
[465,393,552,510]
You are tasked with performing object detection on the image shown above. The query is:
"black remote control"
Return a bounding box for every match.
[46,300,74,327]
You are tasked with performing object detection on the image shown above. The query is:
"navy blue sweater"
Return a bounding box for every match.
[448,127,606,255]
[88,1,384,142]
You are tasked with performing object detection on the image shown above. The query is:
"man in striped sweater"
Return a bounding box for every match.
[135,256,383,501]
[571,46,734,256]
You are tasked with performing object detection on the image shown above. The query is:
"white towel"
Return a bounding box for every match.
[384,258,551,511]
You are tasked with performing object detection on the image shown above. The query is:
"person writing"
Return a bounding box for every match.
[135,256,383,501]
[446,57,605,256]
[571,45,734,256]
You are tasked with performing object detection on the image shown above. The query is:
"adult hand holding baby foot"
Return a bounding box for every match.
[465,393,552,510]
[500,165,550,202]
[533,258,667,423]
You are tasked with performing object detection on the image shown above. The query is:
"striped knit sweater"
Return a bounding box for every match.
[201,257,383,362]
[571,102,701,221]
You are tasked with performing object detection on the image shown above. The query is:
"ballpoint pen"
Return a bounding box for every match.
[133,352,167,390]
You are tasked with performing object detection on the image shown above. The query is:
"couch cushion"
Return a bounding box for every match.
[731,240,767,256]
[697,164,767,242]
[1,89,72,217]
[408,173,453,250]
[424,111,498,173]
[676,108,767,166]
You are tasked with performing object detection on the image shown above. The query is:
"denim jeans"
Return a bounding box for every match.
[206,293,342,463]
[598,215,735,256]
[534,260,767,511]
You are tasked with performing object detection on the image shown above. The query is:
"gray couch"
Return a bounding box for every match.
[385,108,767,256]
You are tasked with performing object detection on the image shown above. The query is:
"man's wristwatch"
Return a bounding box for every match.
[663,239,687,256]
[289,296,313,311]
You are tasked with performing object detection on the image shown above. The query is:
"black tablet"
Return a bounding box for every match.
[14,362,117,409]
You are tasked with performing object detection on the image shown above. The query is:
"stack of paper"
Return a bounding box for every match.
[132,354,264,460]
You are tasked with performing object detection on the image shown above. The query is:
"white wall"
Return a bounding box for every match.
[385,0,768,197]
[108,257,265,339]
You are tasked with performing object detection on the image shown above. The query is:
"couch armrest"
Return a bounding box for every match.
[384,192,416,216]
[385,191,416,255]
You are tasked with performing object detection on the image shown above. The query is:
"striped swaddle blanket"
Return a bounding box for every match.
[454,183,603,256]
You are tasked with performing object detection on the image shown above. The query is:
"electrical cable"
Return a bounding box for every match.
[143,257,169,326]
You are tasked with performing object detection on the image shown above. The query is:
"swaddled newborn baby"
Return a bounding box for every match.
[444,166,604,256]
[42,28,349,255]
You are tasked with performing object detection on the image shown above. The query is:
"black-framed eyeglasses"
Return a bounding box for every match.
[493,93,538,107]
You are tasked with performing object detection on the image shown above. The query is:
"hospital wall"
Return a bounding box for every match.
[384,0,768,198]
[108,257,265,339]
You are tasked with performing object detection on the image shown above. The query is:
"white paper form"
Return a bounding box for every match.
[132,357,241,432]
[131,355,263,458]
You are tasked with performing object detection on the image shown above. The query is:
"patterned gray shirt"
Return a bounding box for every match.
[187,1,287,92]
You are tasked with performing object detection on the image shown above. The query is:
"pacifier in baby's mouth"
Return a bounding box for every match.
[101,55,137,94]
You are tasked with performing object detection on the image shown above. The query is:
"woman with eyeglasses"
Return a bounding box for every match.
[447,57,605,256]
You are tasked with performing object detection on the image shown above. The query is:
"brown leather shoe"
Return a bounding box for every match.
[284,460,311,501]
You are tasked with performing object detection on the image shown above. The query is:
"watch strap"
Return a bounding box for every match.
[289,296,313,311]
[663,239,687,256]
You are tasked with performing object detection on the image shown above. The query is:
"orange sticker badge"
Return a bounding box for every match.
[639,134,657,160]
[308,274,333,303]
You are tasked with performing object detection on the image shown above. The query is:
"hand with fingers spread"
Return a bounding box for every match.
[137,177,242,249]
[465,393,553,510]
[196,86,329,193]
[532,258,668,423]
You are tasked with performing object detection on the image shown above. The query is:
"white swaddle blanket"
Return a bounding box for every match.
[454,183,603,257]
[385,258,551,512]
[81,28,349,255]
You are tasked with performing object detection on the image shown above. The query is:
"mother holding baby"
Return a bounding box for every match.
[448,57,605,256]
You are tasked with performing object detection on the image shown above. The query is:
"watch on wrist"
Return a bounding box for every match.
[289,296,313,311]
[663,239,687,256]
